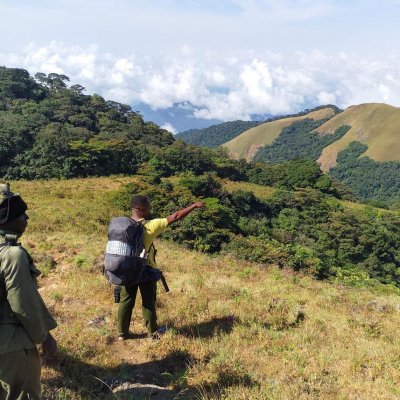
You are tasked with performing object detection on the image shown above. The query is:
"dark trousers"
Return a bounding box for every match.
[117,280,158,335]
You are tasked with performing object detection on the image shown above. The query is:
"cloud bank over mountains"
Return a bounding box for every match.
[1,42,400,122]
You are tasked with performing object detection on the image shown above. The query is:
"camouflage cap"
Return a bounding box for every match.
[0,181,14,202]
[0,182,27,226]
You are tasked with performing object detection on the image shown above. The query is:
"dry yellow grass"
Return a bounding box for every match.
[317,103,400,171]
[9,176,400,399]
[223,108,336,161]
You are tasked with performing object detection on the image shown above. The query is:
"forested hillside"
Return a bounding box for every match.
[110,173,400,288]
[329,142,400,208]
[176,120,262,147]
[0,67,173,179]
[254,120,351,163]
[206,102,398,208]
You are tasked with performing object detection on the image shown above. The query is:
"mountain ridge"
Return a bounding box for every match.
[316,103,400,171]
[223,107,337,161]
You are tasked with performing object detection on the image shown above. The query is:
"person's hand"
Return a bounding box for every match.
[194,202,205,209]
[42,333,57,362]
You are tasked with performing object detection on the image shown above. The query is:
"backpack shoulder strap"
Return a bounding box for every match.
[0,244,7,278]
[0,240,37,324]
[0,243,7,290]
[0,241,18,320]
[0,240,17,265]
[0,234,24,277]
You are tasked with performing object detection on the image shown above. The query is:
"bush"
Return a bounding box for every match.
[230,190,263,216]
[288,245,321,272]
[180,173,223,198]
[164,197,238,253]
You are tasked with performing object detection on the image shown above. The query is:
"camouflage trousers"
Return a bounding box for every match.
[0,347,41,400]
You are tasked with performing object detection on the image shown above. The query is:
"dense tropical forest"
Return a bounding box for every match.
[329,142,400,208]
[0,67,174,179]
[1,66,400,289]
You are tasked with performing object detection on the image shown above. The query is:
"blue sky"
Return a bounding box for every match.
[1,0,400,130]
[1,0,398,55]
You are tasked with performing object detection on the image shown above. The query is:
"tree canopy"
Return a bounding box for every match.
[0,67,173,179]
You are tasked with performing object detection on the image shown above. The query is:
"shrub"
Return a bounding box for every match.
[180,173,223,198]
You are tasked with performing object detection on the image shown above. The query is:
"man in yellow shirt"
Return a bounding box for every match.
[117,195,204,339]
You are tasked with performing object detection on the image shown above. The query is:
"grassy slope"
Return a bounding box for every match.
[13,177,400,400]
[316,103,400,171]
[222,108,336,161]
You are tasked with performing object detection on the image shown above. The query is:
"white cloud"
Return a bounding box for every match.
[160,122,177,134]
[317,91,337,105]
[1,42,400,121]
[181,45,194,56]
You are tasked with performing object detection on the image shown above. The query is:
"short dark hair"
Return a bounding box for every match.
[130,195,150,209]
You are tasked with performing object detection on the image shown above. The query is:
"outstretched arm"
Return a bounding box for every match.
[166,202,204,225]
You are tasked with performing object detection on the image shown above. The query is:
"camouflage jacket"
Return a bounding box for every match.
[0,230,57,354]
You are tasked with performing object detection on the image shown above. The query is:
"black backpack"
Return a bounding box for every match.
[104,217,150,286]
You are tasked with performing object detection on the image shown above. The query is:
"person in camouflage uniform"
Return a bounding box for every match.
[0,182,57,400]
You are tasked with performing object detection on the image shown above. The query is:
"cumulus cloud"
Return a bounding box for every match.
[160,123,177,134]
[1,42,400,121]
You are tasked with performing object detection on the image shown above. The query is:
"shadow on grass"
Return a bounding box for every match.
[172,316,237,339]
[194,368,259,400]
[42,315,261,399]
[42,348,194,400]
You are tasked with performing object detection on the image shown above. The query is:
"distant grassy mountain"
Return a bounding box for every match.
[316,103,400,171]
[223,106,339,160]
[176,120,263,147]
[223,102,400,208]
[225,103,400,167]
[178,106,342,150]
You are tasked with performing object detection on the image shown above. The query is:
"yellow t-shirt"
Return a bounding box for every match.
[138,218,169,267]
